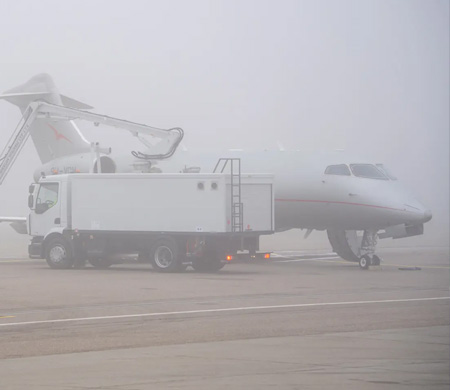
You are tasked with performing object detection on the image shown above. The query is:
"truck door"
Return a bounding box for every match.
[29,182,61,237]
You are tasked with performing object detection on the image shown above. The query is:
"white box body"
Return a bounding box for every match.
[31,173,274,235]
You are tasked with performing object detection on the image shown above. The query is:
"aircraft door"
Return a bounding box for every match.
[29,182,61,237]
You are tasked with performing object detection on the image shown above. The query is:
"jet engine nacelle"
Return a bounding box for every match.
[33,153,116,182]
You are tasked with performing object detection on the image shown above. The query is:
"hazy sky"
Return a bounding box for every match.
[0,0,448,249]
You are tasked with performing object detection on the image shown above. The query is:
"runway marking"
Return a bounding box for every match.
[0,316,15,319]
[0,297,448,328]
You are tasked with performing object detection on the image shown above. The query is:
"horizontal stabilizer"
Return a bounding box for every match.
[0,92,50,107]
[0,92,93,110]
[60,95,94,110]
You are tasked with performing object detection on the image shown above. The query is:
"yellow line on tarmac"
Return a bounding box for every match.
[0,316,15,319]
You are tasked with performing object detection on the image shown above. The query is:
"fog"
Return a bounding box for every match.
[0,0,448,256]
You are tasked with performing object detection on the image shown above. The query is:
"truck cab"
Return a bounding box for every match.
[28,177,67,238]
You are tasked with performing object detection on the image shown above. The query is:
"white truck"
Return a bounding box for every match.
[27,167,274,272]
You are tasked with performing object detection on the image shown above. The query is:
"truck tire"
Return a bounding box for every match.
[45,237,74,269]
[89,257,112,269]
[150,238,183,273]
[191,251,225,272]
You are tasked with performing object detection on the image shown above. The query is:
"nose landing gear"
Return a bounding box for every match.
[359,254,382,269]
[358,231,382,270]
[359,255,370,269]
[327,228,382,269]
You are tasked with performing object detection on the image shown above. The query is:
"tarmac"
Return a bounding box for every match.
[0,247,448,389]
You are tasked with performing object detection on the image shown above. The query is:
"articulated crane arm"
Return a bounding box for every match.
[0,104,37,185]
[0,101,184,184]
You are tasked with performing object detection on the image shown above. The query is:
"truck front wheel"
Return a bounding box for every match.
[150,238,183,273]
[45,237,74,269]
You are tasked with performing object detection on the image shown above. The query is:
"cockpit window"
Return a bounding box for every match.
[376,164,397,180]
[325,164,351,176]
[350,164,388,180]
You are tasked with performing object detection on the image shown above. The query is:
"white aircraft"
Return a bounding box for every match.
[0,74,432,267]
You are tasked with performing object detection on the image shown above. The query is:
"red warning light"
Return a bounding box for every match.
[264,253,270,259]
[226,255,233,261]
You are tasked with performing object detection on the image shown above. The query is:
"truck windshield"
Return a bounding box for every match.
[36,183,59,210]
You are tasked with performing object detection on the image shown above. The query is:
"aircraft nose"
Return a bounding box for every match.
[422,209,432,223]
[403,202,432,224]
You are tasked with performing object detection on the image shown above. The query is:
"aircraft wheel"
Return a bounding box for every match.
[45,237,74,269]
[371,255,381,266]
[359,255,370,270]
[89,257,112,269]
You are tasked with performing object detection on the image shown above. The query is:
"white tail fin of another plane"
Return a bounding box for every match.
[0,74,92,163]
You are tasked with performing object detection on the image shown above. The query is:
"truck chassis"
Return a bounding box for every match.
[30,230,270,272]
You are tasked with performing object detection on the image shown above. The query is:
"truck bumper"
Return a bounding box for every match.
[28,241,43,259]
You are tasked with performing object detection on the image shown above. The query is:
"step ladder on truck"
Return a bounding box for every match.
[213,158,272,261]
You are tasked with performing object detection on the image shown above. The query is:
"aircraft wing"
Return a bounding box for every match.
[0,217,27,222]
[0,216,27,234]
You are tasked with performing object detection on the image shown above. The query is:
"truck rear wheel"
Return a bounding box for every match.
[150,238,183,272]
[45,237,74,269]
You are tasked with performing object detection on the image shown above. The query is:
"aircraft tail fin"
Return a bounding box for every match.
[1,74,92,163]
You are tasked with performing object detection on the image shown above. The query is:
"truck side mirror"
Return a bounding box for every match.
[29,184,35,194]
[28,194,34,209]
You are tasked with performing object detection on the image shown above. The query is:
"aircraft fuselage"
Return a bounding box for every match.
[147,150,431,232]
